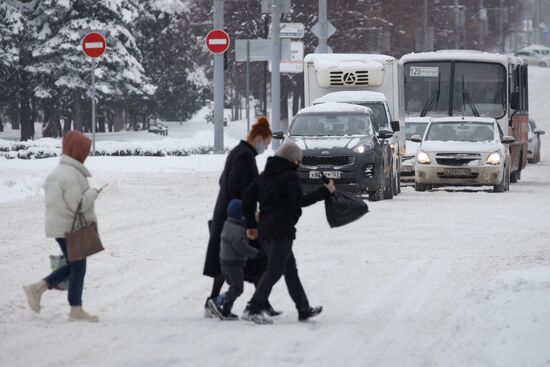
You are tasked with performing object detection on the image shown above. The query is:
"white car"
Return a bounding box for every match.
[528,119,545,163]
[412,117,514,193]
[514,51,550,67]
[400,117,431,182]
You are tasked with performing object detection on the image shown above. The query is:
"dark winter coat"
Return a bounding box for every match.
[243,156,330,240]
[220,218,258,264]
[203,140,259,277]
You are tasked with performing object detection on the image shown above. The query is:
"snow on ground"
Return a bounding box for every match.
[1,68,550,367]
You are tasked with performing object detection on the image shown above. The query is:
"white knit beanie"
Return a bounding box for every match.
[275,141,303,163]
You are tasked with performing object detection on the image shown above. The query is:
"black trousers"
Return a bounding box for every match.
[221,263,244,309]
[249,236,309,313]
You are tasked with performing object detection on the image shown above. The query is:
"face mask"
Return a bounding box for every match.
[255,142,266,154]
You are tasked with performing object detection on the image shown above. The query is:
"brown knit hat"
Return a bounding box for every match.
[248,116,272,140]
[62,131,92,163]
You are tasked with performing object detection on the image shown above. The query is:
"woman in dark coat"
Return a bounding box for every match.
[203,116,273,317]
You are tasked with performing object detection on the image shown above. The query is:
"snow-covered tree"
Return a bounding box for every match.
[27,0,155,133]
[134,0,209,123]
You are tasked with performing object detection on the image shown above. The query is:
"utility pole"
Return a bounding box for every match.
[500,0,505,52]
[534,0,541,44]
[318,0,329,53]
[213,0,224,154]
[423,0,428,51]
[479,0,484,50]
[271,0,281,148]
[454,0,460,49]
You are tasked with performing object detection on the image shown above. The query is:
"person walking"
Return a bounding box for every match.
[242,141,336,324]
[23,131,103,322]
[202,116,275,317]
[209,199,260,320]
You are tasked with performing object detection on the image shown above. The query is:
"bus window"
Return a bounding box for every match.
[452,62,506,118]
[404,62,451,117]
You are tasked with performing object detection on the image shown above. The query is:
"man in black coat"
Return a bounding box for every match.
[242,141,335,324]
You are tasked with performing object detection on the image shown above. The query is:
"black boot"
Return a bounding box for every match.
[298,306,323,322]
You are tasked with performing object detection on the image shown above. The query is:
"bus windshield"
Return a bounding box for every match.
[404,61,506,119]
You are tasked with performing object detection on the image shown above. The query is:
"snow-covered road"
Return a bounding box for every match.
[1,69,549,367]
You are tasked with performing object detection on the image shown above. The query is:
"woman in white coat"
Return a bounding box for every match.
[24,131,103,322]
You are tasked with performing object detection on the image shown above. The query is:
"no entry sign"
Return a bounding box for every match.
[206,29,230,54]
[82,32,106,58]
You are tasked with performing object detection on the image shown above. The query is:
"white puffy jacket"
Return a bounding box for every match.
[44,155,98,238]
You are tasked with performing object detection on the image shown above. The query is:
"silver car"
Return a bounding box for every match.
[528,119,545,163]
[412,117,514,193]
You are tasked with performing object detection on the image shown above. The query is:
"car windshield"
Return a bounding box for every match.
[290,113,373,137]
[425,122,495,142]
[405,122,428,140]
[352,102,387,127]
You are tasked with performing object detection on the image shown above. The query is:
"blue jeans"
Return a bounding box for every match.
[44,238,86,306]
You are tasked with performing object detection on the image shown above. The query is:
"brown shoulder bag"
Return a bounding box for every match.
[65,201,104,262]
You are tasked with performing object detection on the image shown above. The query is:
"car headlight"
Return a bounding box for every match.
[416,150,431,164]
[353,144,372,154]
[486,152,501,165]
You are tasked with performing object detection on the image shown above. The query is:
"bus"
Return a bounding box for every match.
[399,50,529,182]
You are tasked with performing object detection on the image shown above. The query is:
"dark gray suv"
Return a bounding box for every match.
[275,102,394,201]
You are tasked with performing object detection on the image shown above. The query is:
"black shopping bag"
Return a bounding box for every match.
[325,191,369,228]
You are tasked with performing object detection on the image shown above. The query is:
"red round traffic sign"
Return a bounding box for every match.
[205,29,230,54]
[82,32,106,58]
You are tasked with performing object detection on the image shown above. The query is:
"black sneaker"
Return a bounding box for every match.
[298,306,323,322]
[204,298,215,318]
[263,303,283,317]
[221,312,239,321]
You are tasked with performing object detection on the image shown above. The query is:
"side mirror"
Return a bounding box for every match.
[272,131,284,140]
[510,91,520,110]
[390,120,400,132]
[534,128,546,135]
[410,134,423,143]
[502,136,515,144]
[378,129,394,139]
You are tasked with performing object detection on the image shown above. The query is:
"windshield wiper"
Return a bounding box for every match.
[461,75,480,117]
[420,73,441,117]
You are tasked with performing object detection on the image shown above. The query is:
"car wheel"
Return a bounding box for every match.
[493,167,507,193]
[539,62,547,67]
[384,162,394,200]
[369,163,385,202]
[510,170,519,183]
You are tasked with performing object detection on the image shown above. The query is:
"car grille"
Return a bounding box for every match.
[435,153,481,166]
[437,172,479,179]
[302,155,355,167]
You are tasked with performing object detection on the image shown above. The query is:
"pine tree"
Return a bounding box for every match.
[134,0,209,124]
[27,0,155,133]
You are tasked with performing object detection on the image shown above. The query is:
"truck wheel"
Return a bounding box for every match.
[415,182,428,192]
[510,171,518,183]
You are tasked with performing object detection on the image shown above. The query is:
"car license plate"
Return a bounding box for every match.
[402,165,414,172]
[309,171,341,179]
[444,168,471,176]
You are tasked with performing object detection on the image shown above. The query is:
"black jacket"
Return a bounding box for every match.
[243,156,329,240]
[203,140,259,277]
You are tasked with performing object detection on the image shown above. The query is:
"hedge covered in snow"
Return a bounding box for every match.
[0,138,227,159]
